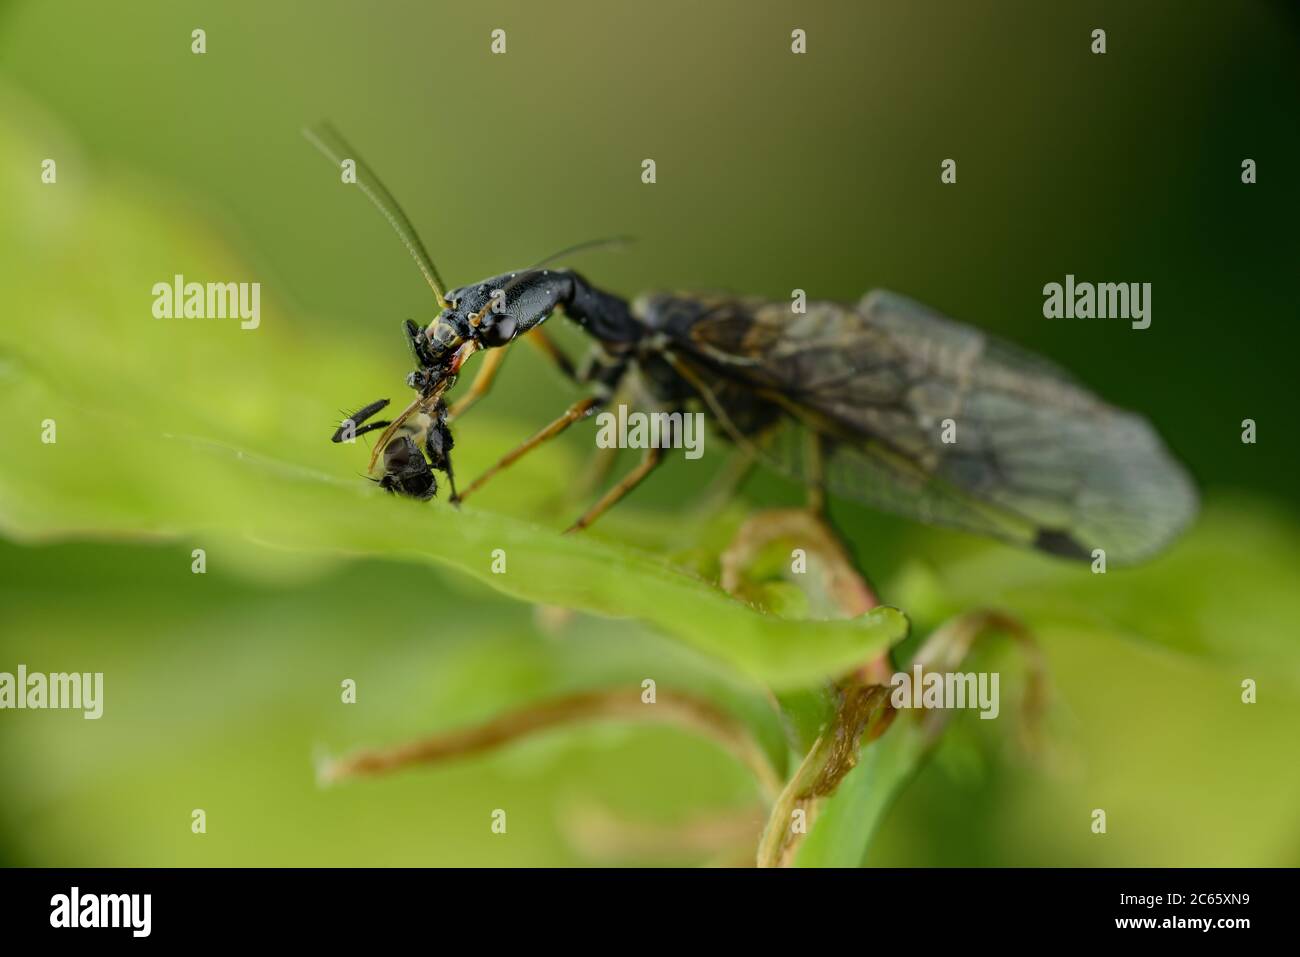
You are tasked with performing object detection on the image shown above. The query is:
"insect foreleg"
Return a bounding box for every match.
[804,432,828,515]
[332,397,393,443]
[404,319,437,368]
[447,348,508,421]
[457,396,604,502]
[449,328,579,422]
[350,419,393,438]
[525,327,577,382]
[440,448,459,503]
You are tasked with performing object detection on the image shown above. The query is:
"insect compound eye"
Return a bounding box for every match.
[431,320,459,346]
[480,314,518,348]
[399,469,437,500]
[382,435,420,470]
[379,435,437,500]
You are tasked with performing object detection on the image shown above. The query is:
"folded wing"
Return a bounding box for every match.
[668,289,1197,563]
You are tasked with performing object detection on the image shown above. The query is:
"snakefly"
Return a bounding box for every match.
[308,124,1197,563]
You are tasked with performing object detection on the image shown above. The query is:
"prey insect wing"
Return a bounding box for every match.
[656,290,1197,564]
[303,122,449,305]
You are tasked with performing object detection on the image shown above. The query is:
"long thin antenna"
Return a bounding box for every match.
[304,122,450,308]
[527,235,635,270]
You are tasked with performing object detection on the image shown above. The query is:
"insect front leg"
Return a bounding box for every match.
[404,319,437,368]
[447,348,508,421]
[804,432,829,515]
[526,328,578,382]
[456,396,605,503]
[440,451,459,502]
[448,329,578,423]
[424,411,458,502]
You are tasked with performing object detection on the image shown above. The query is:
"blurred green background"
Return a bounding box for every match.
[1,0,1298,866]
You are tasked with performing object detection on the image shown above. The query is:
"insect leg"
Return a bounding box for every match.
[448,328,576,423]
[805,432,827,515]
[689,449,757,518]
[332,398,392,440]
[574,443,622,501]
[526,327,577,381]
[457,396,603,502]
[660,351,770,464]
[351,420,392,437]
[565,446,664,534]
[404,319,436,368]
[568,378,635,502]
[442,451,459,503]
[447,348,508,421]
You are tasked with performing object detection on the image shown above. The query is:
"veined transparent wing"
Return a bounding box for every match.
[661,290,1197,563]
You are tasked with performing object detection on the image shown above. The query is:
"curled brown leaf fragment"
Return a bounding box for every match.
[756,682,894,868]
[318,686,783,803]
[908,609,1049,755]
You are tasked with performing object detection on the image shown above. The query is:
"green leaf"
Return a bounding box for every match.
[0,538,786,866]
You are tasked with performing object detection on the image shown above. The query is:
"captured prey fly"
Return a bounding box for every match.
[309,124,1197,562]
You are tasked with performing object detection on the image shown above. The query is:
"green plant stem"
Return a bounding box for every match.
[761,609,1048,867]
